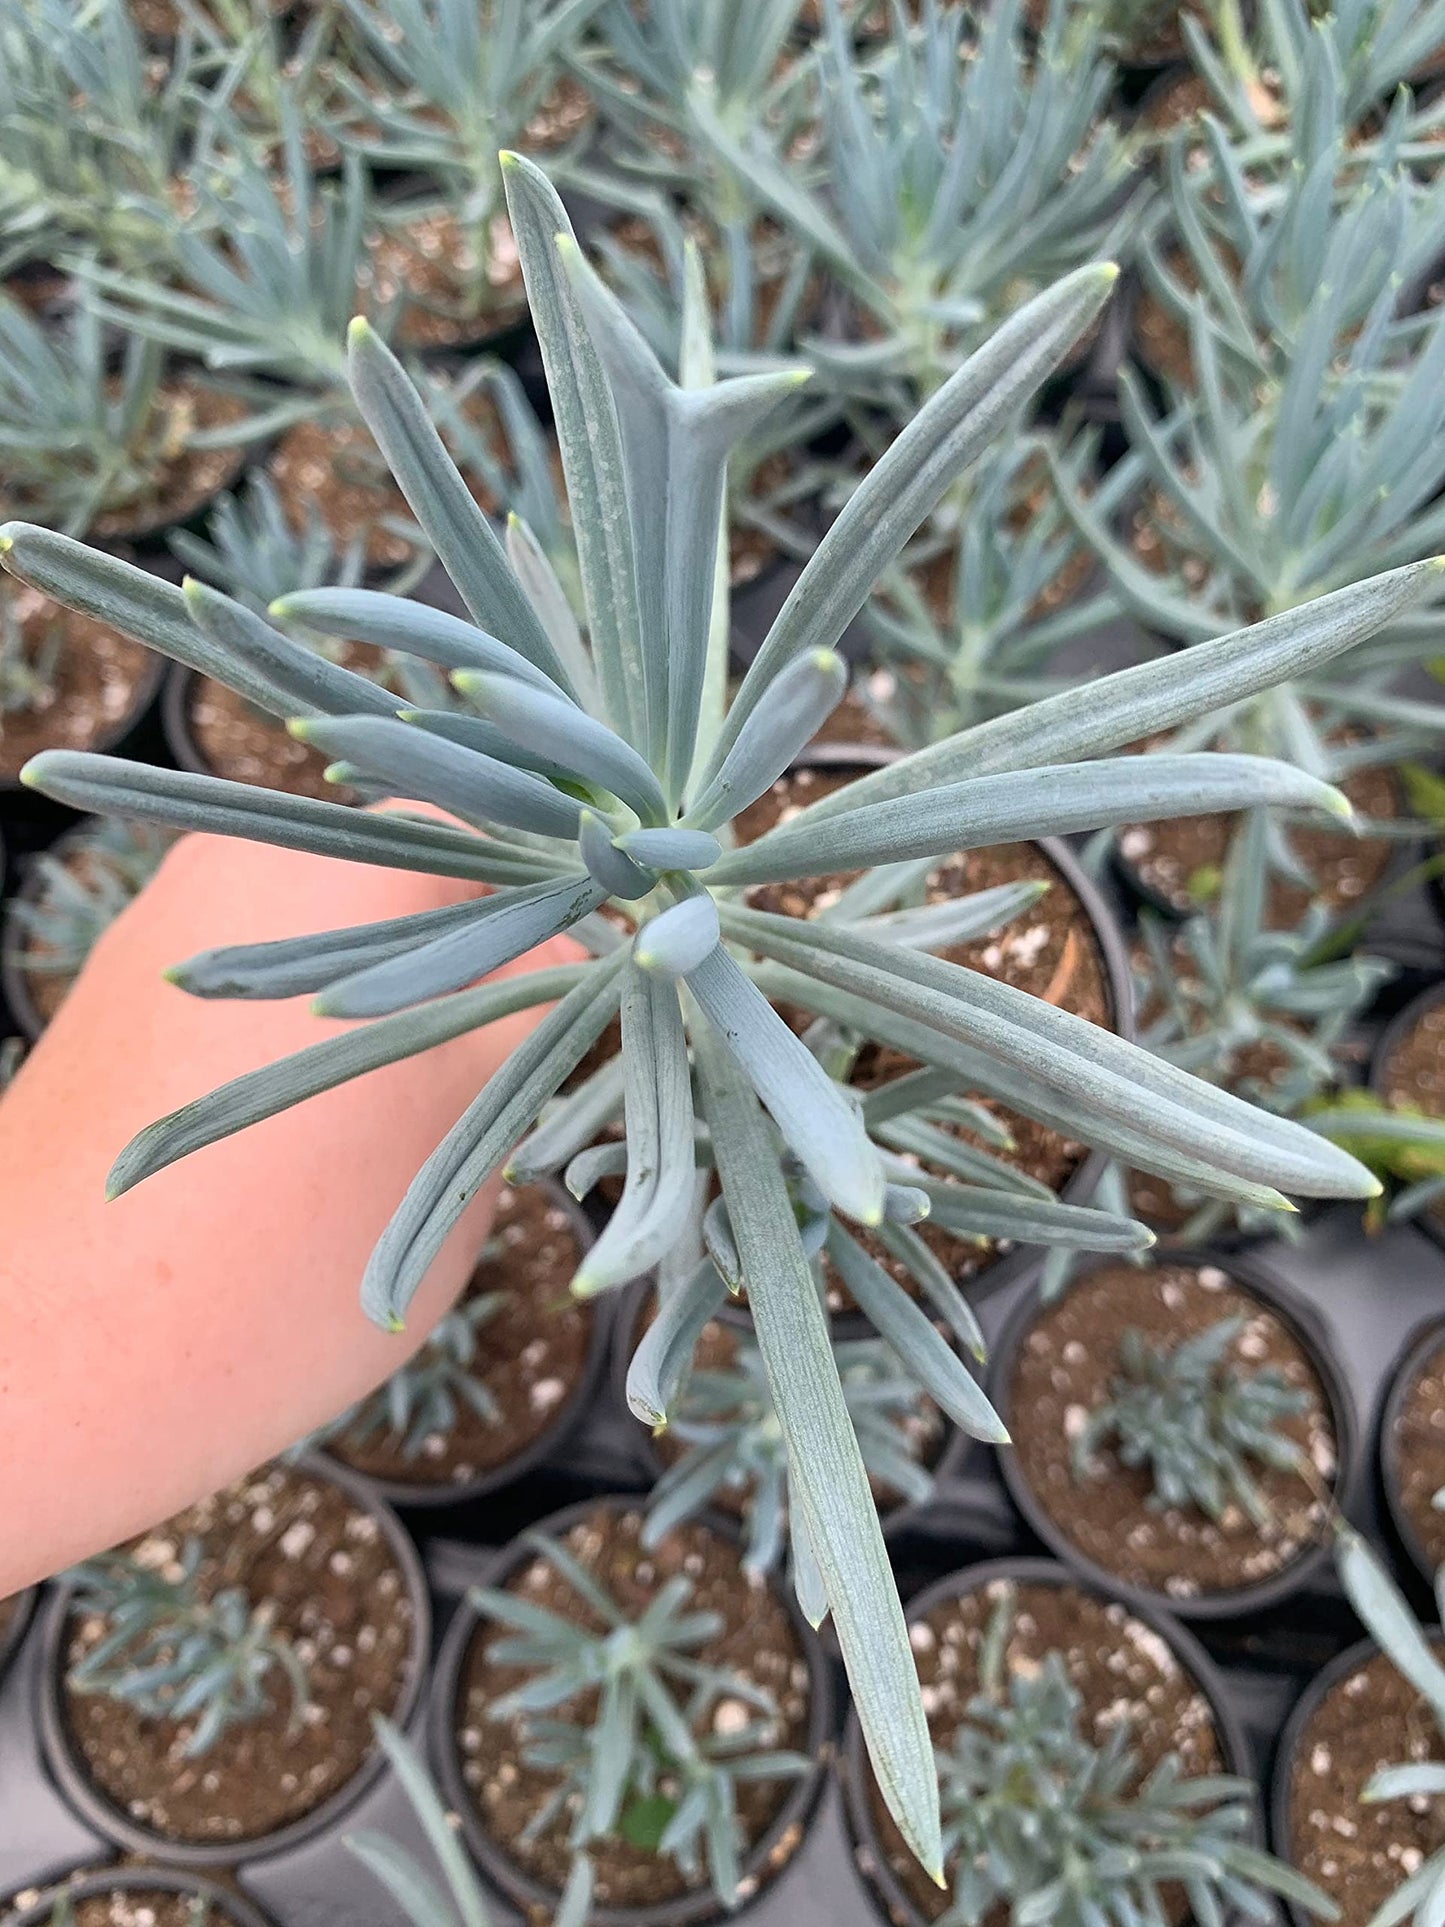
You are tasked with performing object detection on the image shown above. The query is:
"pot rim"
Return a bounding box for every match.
[317,1180,615,1511]
[0,645,167,801]
[427,1491,836,1927]
[840,1553,1252,1927]
[3,1865,278,1927]
[1377,1310,1445,1588]
[0,1583,36,1689]
[35,1453,432,1868]
[987,1245,1358,1620]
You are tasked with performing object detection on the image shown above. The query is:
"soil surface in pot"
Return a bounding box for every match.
[267,418,423,571]
[867,1576,1224,1922]
[804,683,900,752]
[0,593,156,780]
[1286,1644,1445,1927]
[1380,1001,1445,1238]
[1388,1332,1445,1570]
[456,1505,814,1912]
[183,675,349,798]
[326,1184,593,1490]
[1007,1261,1336,1601]
[61,1461,416,1846]
[367,209,526,352]
[18,1888,250,1927]
[735,764,1113,1300]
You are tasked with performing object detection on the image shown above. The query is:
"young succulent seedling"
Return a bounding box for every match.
[170,474,374,620]
[1333,1526,1445,1927]
[643,1328,937,1586]
[469,1527,811,1915]
[1071,1312,1312,1529]
[5,819,173,995]
[936,1581,1335,1923]
[7,149,1424,1875]
[690,0,1136,400]
[856,433,1125,747]
[65,1537,310,1758]
[1302,1089,1445,1234]
[308,1289,504,1461]
[0,289,210,539]
[329,0,604,333]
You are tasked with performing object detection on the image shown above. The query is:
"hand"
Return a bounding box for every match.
[0,825,577,1595]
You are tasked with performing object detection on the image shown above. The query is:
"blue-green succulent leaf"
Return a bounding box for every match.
[269,588,571,695]
[683,648,848,832]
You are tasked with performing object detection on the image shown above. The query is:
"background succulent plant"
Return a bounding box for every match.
[5,818,173,998]
[7,148,1427,1874]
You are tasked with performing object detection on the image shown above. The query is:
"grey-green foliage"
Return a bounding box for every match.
[690,0,1137,398]
[857,433,1124,747]
[470,1525,811,1914]
[1072,1312,1312,1528]
[311,1289,504,1461]
[0,290,203,539]
[5,818,173,998]
[65,1538,310,1758]
[171,473,372,619]
[347,1718,502,1927]
[1334,1527,1445,1927]
[644,1328,937,1577]
[9,149,1418,1877]
[0,0,195,275]
[935,1582,1335,1925]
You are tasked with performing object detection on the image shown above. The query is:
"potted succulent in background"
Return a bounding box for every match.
[2,1869,276,1927]
[1380,1316,1445,1589]
[430,1496,831,1925]
[0,581,164,789]
[1273,1527,1445,1927]
[309,1180,608,1508]
[844,1556,1330,1927]
[36,1456,429,1863]
[1,816,173,1040]
[990,1252,1353,1617]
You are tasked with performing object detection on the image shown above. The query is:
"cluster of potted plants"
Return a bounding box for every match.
[7,2,1445,1925]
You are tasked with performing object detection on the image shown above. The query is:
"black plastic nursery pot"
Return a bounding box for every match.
[840,1554,1252,1927]
[1378,1314,1445,1590]
[429,1493,837,1927]
[987,1249,1358,1622]
[3,1867,277,1927]
[1370,978,1445,1255]
[1269,1627,1445,1927]
[0,642,167,808]
[0,1588,35,1690]
[316,1181,615,1513]
[34,1454,431,1869]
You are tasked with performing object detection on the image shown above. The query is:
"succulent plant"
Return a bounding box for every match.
[7,150,1420,1874]
[308,1288,505,1461]
[1302,1088,1445,1232]
[0,587,66,716]
[935,1581,1335,1925]
[5,818,173,999]
[644,1327,938,1578]
[348,1719,505,1927]
[0,289,223,539]
[0,0,196,275]
[856,432,1125,747]
[1333,1526,1445,1927]
[691,0,1137,399]
[1071,1310,1312,1529]
[65,1537,310,1758]
[466,1525,811,1916]
[170,473,373,619]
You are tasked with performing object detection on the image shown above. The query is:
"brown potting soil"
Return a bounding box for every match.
[0,595,156,781]
[1287,1645,1445,1927]
[184,676,346,799]
[1379,1000,1445,1238]
[1388,1336,1445,1571]
[866,1576,1224,1923]
[367,209,526,352]
[805,684,900,751]
[62,1462,417,1846]
[327,1184,594,1490]
[1008,1261,1336,1601]
[268,418,422,570]
[457,1507,814,1911]
[22,1890,248,1927]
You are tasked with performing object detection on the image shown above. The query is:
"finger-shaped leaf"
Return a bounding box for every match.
[693,1023,942,1882]
[22,752,518,882]
[314,875,606,1019]
[505,1054,626,1185]
[182,578,399,720]
[108,962,590,1197]
[564,1142,629,1199]
[500,153,644,744]
[633,895,721,976]
[685,944,885,1225]
[344,1835,458,1927]
[913,1176,1153,1252]
[874,1223,985,1362]
[361,953,628,1327]
[579,808,655,898]
[573,967,697,1295]
[794,559,1445,826]
[397,708,591,790]
[709,755,1351,884]
[626,1258,728,1427]
[826,1224,1008,1442]
[682,647,848,832]
[615,828,722,871]
[505,512,598,712]
[789,1503,830,1630]
[292,715,583,840]
[345,320,573,693]
[1337,1527,1445,1727]
[853,879,1048,950]
[454,669,668,822]
[702,263,1119,779]
[724,906,1375,1200]
[271,588,570,695]
[364,1719,492,1927]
